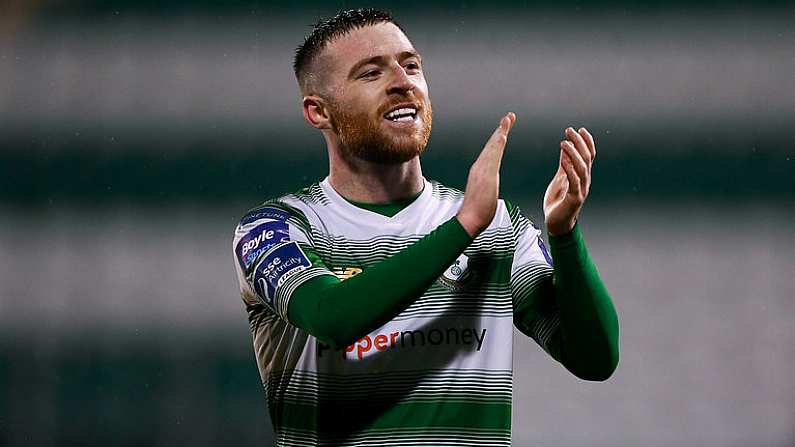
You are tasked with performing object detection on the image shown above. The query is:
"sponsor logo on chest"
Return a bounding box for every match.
[318,327,488,360]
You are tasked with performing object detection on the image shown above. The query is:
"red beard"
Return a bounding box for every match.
[328,98,433,164]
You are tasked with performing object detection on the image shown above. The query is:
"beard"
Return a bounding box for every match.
[327,97,433,164]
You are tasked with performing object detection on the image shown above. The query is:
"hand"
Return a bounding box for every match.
[457,112,517,237]
[544,127,596,236]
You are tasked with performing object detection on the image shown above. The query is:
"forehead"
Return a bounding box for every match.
[320,22,416,75]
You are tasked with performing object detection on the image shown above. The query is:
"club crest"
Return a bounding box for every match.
[438,253,471,291]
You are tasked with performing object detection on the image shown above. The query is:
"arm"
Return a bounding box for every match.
[288,217,471,348]
[548,224,619,380]
[233,113,517,348]
[233,206,472,349]
[513,127,619,381]
[513,223,619,381]
[291,113,516,347]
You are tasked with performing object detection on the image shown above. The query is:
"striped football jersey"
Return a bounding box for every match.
[232,178,555,446]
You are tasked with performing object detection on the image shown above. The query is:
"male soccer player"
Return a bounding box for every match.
[232,8,618,446]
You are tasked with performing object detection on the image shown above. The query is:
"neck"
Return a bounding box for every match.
[326,143,424,204]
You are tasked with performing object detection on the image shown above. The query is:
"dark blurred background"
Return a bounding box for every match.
[1,1,793,446]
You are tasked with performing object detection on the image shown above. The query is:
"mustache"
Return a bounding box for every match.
[377,97,424,116]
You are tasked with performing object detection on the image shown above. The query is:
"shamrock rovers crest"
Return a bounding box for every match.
[438,253,471,291]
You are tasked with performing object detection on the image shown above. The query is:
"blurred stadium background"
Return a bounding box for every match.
[1,1,793,445]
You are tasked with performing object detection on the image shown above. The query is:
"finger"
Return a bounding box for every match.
[559,150,581,195]
[480,113,516,164]
[497,112,516,136]
[562,140,590,193]
[486,115,511,148]
[578,127,596,161]
[499,112,517,134]
[565,127,592,165]
[561,140,589,182]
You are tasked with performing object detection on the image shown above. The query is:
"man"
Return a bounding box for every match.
[232,8,618,446]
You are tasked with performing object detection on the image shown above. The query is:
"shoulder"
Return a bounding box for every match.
[232,184,324,270]
[232,184,325,260]
[427,179,465,203]
[500,198,540,239]
[235,183,324,232]
[425,179,519,232]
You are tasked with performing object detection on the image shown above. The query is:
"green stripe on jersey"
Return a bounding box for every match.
[266,368,513,406]
[236,179,532,446]
[273,400,511,443]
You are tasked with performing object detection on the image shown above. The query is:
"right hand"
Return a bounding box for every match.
[457,112,516,237]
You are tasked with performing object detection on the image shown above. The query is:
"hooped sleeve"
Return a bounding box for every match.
[232,203,337,320]
[506,202,558,353]
[233,202,475,349]
[508,201,620,381]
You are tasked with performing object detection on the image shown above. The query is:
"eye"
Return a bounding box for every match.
[360,70,381,79]
[405,61,421,71]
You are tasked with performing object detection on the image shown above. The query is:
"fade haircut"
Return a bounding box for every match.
[293,8,404,95]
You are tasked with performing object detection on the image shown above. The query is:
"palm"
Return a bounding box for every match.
[544,167,574,223]
[543,127,596,236]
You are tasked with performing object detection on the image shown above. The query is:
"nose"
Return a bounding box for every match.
[386,63,415,95]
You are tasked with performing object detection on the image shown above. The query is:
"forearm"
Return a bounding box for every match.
[547,223,619,381]
[288,216,473,348]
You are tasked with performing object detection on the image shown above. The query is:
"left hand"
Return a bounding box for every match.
[543,127,596,236]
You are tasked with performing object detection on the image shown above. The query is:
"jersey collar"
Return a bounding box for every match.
[319,177,433,228]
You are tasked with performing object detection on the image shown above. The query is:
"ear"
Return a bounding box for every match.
[303,95,332,130]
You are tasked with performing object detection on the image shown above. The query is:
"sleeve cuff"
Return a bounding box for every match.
[548,221,584,252]
[274,266,338,322]
[448,215,476,245]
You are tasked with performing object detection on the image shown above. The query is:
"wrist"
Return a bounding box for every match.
[546,218,576,237]
[548,220,582,250]
[455,212,484,238]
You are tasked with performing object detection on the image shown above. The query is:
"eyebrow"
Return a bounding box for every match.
[347,50,422,79]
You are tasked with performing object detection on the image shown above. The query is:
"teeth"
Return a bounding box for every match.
[385,107,417,120]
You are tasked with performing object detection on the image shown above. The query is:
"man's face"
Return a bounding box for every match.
[318,22,432,164]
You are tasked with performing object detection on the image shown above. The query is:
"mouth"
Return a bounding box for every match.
[382,103,420,125]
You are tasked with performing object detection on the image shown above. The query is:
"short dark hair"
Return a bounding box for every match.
[293,8,403,93]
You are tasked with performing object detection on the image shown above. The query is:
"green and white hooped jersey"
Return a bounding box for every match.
[232,178,555,446]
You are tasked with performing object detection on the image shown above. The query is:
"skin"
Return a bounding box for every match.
[301,23,429,204]
[545,127,597,236]
[301,22,595,238]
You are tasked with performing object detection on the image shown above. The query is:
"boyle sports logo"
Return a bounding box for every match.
[236,219,290,270]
